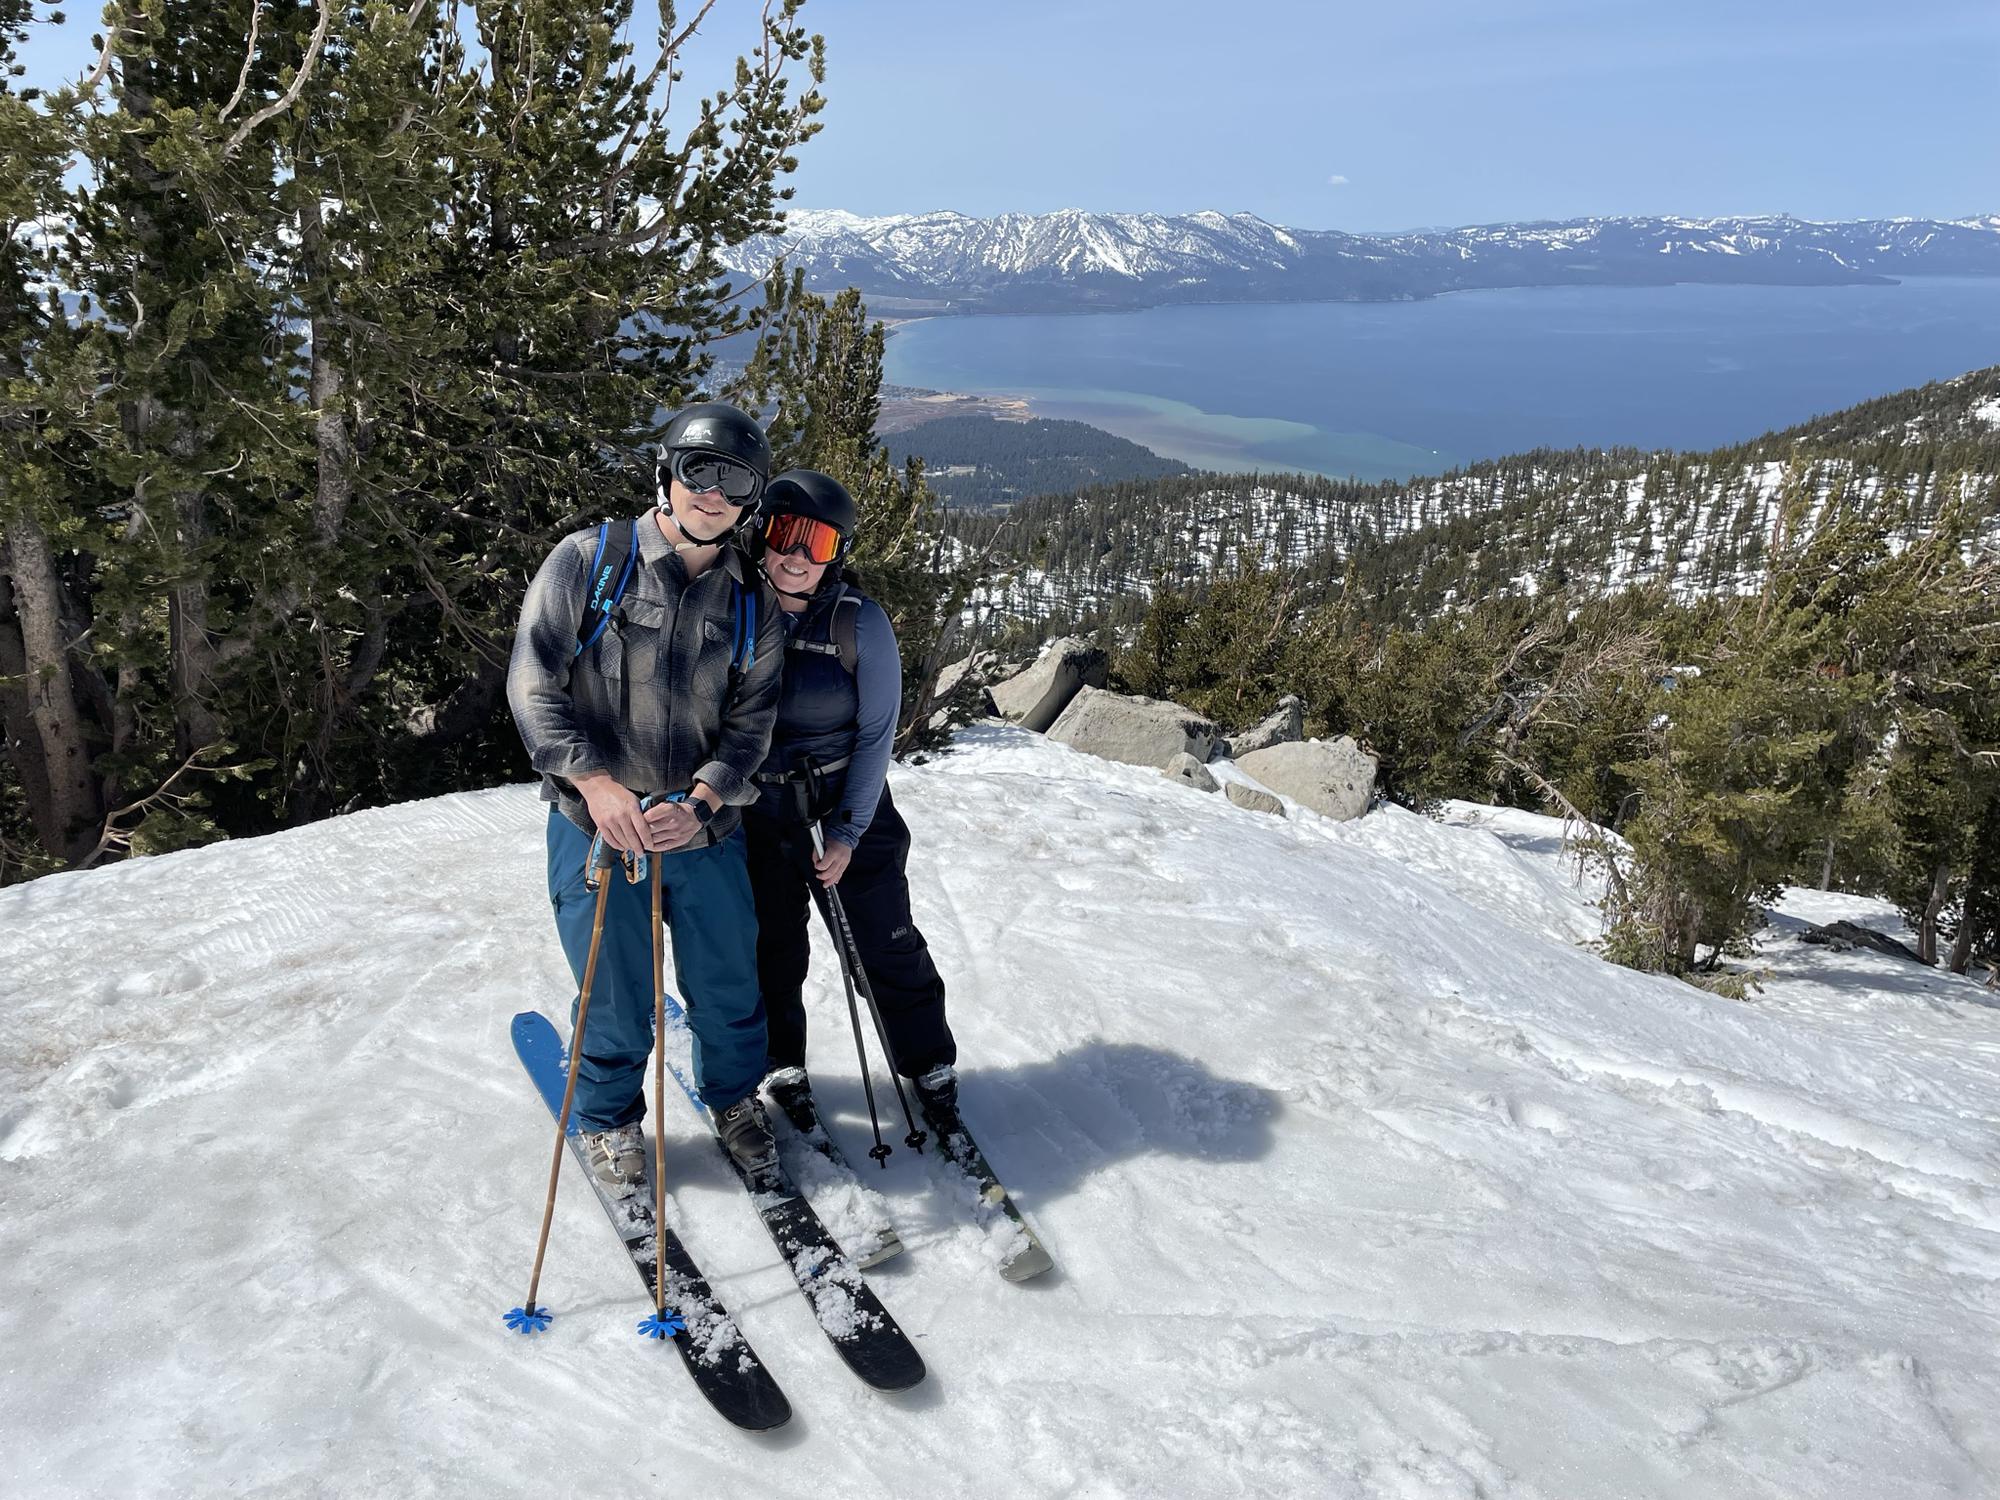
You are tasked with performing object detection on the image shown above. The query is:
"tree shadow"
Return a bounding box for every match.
[1760,909,2000,1013]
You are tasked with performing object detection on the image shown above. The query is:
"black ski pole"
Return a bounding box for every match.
[793,777,893,1165]
[808,817,928,1156]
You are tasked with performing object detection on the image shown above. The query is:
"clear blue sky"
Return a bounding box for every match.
[18,0,1998,229]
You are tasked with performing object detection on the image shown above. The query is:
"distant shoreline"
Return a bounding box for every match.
[877,384,1037,435]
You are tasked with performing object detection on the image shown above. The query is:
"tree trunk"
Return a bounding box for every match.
[0,517,104,863]
[168,487,224,755]
[1948,882,1979,975]
[1918,860,1952,967]
[301,195,356,545]
[1819,834,1835,891]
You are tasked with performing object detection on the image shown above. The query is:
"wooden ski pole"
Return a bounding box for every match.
[508,836,618,1332]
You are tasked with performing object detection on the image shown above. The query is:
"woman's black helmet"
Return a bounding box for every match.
[760,469,857,537]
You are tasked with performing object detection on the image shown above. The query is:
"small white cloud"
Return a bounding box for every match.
[1327,174,1351,188]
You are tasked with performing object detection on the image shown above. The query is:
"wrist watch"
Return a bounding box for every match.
[688,798,716,826]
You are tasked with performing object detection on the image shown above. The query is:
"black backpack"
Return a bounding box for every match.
[784,582,861,677]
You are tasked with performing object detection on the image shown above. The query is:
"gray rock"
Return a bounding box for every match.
[989,637,1108,733]
[1046,687,1221,768]
[1225,782,1285,816]
[985,655,1033,688]
[931,651,998,725]
[1798,919,1930,965]
[1234,737,1377,822]
[1230,695,1305,757]
[934,652,981,701]
[1163,752,1219,792]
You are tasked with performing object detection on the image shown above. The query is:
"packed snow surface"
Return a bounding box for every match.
[4,727,1999,1497]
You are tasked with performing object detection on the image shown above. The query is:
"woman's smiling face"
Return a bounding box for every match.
[763,545,829,596]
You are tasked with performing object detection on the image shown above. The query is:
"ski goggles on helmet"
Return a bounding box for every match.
[763,511,846,565]
[669,448,763,504]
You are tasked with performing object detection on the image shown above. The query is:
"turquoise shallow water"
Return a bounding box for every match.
[881,279,2000,479]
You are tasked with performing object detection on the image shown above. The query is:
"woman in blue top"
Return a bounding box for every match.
[741,471,962,1130]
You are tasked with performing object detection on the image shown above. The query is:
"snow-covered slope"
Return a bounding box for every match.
[719,208,2000,312]
[5,729,1999,1497]
[955,367,2000,632]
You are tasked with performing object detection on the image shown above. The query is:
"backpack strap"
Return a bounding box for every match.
[573,519,640,659]
[724,571,759,702]
[782,585,861,677]
[831,590,859,677]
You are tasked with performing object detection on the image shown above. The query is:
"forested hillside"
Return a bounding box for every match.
[954,367,2000,636]
[884,414,1190,510]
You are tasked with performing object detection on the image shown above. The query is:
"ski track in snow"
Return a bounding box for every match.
[3,726,1998,1497]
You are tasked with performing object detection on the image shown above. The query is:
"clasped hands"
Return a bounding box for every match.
[576,774,710,854]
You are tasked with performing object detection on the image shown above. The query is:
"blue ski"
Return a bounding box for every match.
[511,1012,791,1432]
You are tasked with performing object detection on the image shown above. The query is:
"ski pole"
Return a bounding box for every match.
[788,772,893,1167]
[809,817,928,1157]
[636,795,683,1341]
[507,830,622,1334]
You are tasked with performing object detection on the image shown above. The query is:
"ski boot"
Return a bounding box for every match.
[912,1063,962,1139]
[715,1092,779,1178]
[579,1122,646,1193]
[763,1065,814,1135]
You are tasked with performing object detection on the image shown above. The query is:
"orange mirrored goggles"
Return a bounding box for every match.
[763,512,845,565]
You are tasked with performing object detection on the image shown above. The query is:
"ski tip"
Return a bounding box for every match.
[999,1243,1056,1283]
[855,1235,905,1269]
[637,1308,686,1340]
[504,1303,553,1334]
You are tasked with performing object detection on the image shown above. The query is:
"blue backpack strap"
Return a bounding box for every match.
[574,518,640,659]
[737,575,760,674]
[722,573,761,706]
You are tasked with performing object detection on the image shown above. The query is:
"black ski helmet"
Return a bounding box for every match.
[760,469,857,540]
[657,402,771,489]
[654,401,771,544]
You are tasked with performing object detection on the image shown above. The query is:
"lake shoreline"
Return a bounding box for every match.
[880,277,2000,482]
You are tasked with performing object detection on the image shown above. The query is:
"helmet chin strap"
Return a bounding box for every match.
[656,482,740,551]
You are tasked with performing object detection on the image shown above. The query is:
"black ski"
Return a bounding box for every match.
[919,1099,1056,1283]
[766,1072,904,1268]
[511,1012,792,1432]
[653,1002,927,1392]
[711,1137,926,1392]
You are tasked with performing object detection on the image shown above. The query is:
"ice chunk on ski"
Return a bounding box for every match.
[767,1083,904,1267]
[925,1112,1056,1283]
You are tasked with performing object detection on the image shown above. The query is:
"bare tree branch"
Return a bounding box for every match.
[223,0,333,158]
[219,1,266,122]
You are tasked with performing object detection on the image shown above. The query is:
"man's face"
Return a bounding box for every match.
[667,473,747,543]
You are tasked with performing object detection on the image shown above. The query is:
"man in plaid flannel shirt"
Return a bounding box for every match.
[507,402,786,1184]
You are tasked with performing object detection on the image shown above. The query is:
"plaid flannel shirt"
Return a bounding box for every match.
[506,513,784,840]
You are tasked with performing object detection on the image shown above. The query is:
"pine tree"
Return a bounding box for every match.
[1,0,94,878]
[1609,477,1887,977]
[2,1,827,878]
[1868,490,2000,969]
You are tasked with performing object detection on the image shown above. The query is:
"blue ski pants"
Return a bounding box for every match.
[544,809,769,1129]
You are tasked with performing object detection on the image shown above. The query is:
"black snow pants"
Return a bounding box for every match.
[742,783,957,1081]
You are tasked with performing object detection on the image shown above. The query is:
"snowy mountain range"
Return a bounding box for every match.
[720,208,2000,314]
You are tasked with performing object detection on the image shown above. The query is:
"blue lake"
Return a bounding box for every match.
[881,279,2000,480]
